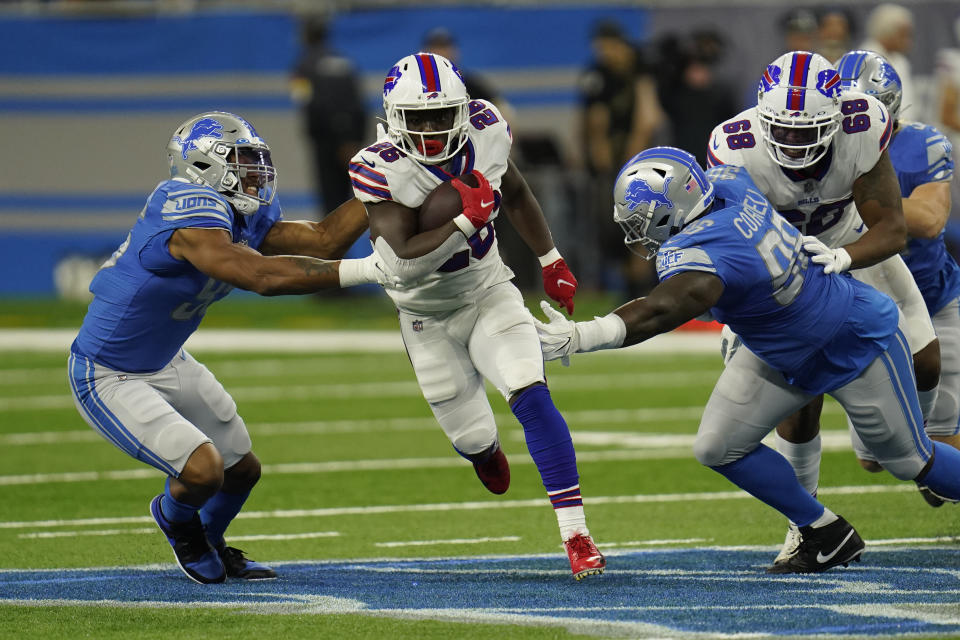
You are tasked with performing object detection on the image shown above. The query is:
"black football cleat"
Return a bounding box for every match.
[216,543,277,580]
[150,495,225,584]
[766,515,864,574]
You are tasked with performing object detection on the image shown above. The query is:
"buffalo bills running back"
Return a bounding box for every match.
[349,52,604,580]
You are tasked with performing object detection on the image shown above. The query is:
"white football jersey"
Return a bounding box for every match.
[349,99,514,313]
[706,92,893,248]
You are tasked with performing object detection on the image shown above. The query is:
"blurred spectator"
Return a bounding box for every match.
[422,27,507,110]
[816,7,855,63]
[578,20,664,295]
[861,3,916,118]
[654,29,738,168]
[935,16,960,262]
[291,15,367,217]
[779,8,819,53]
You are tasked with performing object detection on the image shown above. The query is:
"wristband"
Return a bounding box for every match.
[453,213,477,237]
[538,248,563,268]
[338,255,375,287]
[577,313,627,353]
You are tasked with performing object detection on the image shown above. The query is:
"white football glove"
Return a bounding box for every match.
[533,300,578,366]
[801,235,851,274]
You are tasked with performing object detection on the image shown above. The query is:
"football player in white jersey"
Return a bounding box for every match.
[348,52,605,580]
[70,112,395,584]
[835,50,960,493]
[706,51,939,569]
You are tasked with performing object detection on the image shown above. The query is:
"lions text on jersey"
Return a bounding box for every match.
[73,179,282,372]
[348,99,514,313]
[707,92,892,249]
[658,165,898,395]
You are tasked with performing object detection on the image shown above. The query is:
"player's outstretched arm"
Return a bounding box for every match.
[169,227,391,295]
[259,198,369,259]
[534,271,723,362]
[902,181,952,239]
[846,150,908,269]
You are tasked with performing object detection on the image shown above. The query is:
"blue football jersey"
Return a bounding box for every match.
[657,165,899,394]
[73,179,282,372]
[889,122,959,315]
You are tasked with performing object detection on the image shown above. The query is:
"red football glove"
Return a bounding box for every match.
[542,258,578,315]
[451,170,496,231]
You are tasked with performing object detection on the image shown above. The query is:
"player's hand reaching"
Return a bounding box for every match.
[451,170,496,234]
[542,257,578,315]
[801,235,852,274]
[532,300,579,366]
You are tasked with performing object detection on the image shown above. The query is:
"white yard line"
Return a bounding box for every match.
[375,536,521,548]
[0,484,918,530]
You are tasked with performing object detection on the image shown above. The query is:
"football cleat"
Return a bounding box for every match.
[149,495,225,584]
[472,444,510,495]
[771,521,802,566]
[766,515,864,574]
[216,543,277,580]
[564,533,606,581]
[917,485,945,508]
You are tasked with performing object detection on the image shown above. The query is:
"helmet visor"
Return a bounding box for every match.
[230,146,277,204]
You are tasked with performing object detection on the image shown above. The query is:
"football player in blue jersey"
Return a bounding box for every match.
[534,147,960,573]
[836,51,960,497]
[68,111,396,584]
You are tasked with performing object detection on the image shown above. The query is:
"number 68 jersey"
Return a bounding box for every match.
[349,99,515,313]
[706,91,893,249]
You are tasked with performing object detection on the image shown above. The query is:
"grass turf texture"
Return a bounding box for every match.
[2,297,959,638]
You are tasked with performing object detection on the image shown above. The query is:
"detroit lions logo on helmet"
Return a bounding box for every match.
[383,65,403,97]
[816,69,841,98]
[173,118,223,160]
[624,176,674,212]
[876,61,901,90]
[758,65,782,93]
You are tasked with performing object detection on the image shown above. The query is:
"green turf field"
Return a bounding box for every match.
[1,297,958,639]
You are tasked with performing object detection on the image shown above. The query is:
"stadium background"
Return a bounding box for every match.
[2,0,959,300]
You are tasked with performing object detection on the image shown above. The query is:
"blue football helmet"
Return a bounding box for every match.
[836,50,903,122]
[613,147,715,258]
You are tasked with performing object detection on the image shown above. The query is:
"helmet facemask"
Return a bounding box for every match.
[756,52,843,170]
[381,53,470,165]
[613,149,715,260]
[167,112,277,216]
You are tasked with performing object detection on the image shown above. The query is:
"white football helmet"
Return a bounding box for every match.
[836,49,903,122]
[382,52,470,164]
[613,147,715,259]
[167,111,277,216]
[756,51,842,169]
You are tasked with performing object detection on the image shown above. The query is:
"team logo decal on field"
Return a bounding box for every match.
[2,549,958,637]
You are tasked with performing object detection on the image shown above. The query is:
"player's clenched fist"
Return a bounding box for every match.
[451,170,496,235]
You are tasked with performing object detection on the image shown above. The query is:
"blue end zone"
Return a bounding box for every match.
[3,548,959,637]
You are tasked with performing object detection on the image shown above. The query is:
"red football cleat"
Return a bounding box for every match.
[473,445,510,494]
[564,533,606,581]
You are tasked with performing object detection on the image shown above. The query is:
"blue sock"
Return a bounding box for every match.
[510,385,579,493]
[199,489,250,548]
[918,441,960,500]
[161,477,200,524]
[712,444,825,527]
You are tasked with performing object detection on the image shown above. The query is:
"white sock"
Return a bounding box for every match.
[809,507,838,529]
[774,432,821,496]
[556,506,588,541]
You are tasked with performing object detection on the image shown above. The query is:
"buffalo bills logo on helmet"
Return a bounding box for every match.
[173,118,223,160]
[759,65,782,93]
[383,65,403,97]
[624,176,674,212]
[816,69,841,98]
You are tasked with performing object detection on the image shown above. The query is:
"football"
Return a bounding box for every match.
[417,174,477,232]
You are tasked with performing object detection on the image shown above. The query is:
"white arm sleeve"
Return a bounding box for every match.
[373,233,464,285]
